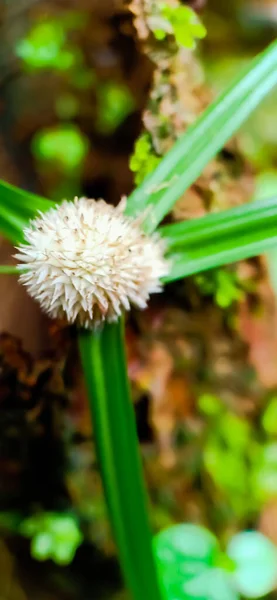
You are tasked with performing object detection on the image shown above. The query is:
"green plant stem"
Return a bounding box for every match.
[78,321,163,600]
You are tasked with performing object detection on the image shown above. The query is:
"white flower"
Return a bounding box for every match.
[15,197,169,329]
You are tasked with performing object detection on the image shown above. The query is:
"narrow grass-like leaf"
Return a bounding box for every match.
[160,197,277,282]
[0,204,29,243]
[125,40,277,231]
[78,321,162,600]
[0,179,55,242]
[0,265,20,274]
[0,179,54,217]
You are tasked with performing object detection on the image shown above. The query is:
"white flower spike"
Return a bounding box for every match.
[15,197,169,329]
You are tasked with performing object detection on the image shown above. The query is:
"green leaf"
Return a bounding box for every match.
[227,531,277,598]
[183,568,238,600]
[204,442,248,499]
[125,40,277,230]
[262,397,277,435]
[218,413,250,453]
[32,125,89,170]
[159,197,277,282]
[0,179,54,243]
[130,134,161,186]
[31,532,53,561]
[52,541,77,565]
[154,524,238,600]
[78,321,162,600]
[16,19,81,71]
[154,524,219,568]
[161,4,206,49]
[22,513,83,566]
[197,394,223,417]
[252,442,277,500]
[96,83,134,134]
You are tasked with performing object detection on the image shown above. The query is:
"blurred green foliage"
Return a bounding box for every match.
[197,394,223,418]
[130,134,161,185]
[159,5,206,48]
[227,532,277,599]
[16,10,136,180]
[197,392,277,517]
[20,512,83,565]
[154,524,277,600]
[262,398,277,435]
[254,170,277,201]
[96,83,135,134]
[16,16,84,71]
[195,269,245,309]
[150,4,206,48]
[32,125,89,171]
[252,443,277,503]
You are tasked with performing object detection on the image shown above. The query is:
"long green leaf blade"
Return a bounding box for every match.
[0,265,20,274]
[0,179,54,216]
[125,40,277,231]
[160,197,277,282]
[78,321,162,600]
[0,179,55,242]
[0,204,29,243]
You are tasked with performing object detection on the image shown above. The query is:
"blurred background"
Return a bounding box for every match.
[0,0,277,598]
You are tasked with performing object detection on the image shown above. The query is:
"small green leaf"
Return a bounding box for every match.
[49,514,83,544]
[130,134,161,185]
[227,531,277,598]
[218,413,250,453]
[154,524,219,568]
[31,532,52,561]
[97,83,134,134]
[52,542,77,565]
[32,125,89,170]
[16,20,81,71]
[197,394,223,417]
[262,397,277,435]
[184,568,238,600]
[203,440,249,513]
[154,523,219,595]
[22,513,83,566]
[154,524,238,600]
[196,270,243,309]
[161,5,206,49]
[252,442,277,500]
[16,21,65,68]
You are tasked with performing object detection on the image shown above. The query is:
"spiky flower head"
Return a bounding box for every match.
[15,197,169,329]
